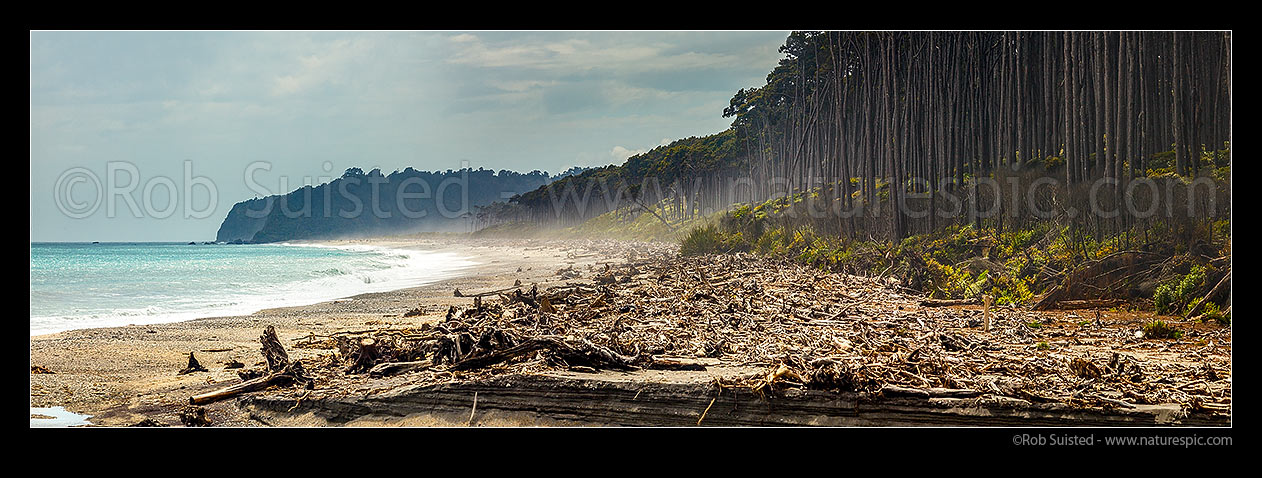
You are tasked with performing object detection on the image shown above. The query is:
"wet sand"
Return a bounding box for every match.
[29,237,666,427]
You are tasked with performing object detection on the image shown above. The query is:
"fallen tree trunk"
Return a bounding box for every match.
[1185,271,1230,319]
[919,298,981,307]
[649,355,721,371]
[1032,284,1065,311]
[191,373,291,405]
[454,286,521,298]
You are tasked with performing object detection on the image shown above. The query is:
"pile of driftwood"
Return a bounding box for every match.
[199,251,1230,416]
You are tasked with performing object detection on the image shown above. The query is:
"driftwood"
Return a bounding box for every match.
[919,298,981,307]
[178,352,209,375]
[345,338,379,373]
[368,360,432,377]
[649,355,721,371]
[880,385,983,399]
[260,326,289,372]
[273,248,1230,416]
[449,336,639,372]
[179,406,212,427]
[1033,250,1167,311]
[450,338,555,371]
[190,326,309,405]
[190,373,289,405]
[1031,284,1065,311]
[455,286,520,298]
[1185,271,1230,319]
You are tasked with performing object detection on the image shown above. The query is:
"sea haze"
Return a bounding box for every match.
[29,242,476,336]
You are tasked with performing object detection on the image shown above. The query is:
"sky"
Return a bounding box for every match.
[30,31,790,241]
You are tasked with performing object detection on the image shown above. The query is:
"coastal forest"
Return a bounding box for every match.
[216,167,586,242]
[477,31,1232,320]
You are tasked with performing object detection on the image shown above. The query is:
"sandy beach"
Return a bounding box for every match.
[30,236,1230,428]
[30,237,668,427]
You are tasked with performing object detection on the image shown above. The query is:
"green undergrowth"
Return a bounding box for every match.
[1153,265,1206,315]
[679,192,1230,309]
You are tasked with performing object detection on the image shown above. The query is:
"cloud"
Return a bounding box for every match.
[436,32,787,121]
[270,38,375,97]
[611,145,647,161]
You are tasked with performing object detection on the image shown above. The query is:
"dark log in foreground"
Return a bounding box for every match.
[649,355,721,371]
[919,298,981,307]
[880,385,981,399]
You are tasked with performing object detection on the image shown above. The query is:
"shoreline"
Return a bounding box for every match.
[30,238,483,338]
[30,237,670,426]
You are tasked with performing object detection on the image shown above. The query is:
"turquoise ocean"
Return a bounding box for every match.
[29,242,476,336]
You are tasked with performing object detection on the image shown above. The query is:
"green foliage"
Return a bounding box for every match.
[679,223,749,256]
[721,204,766,240]
[1042,155,1064,170]
[1153,265,1206,315]
[992,274,1035,306]
[679,225,727,256]
[676,184,1226,312]
[1199,302,1230,325]
[922,258,974,299]
[1212,219,1230,242]
[1143,320,1183,339]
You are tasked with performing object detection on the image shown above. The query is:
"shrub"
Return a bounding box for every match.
[1143,320,1183,339]
[1201,302,1230,325]
[680,225,727,256]
[1153,265,1207,315]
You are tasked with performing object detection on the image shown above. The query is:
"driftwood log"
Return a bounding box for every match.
[455,286,521,298]
[919,298,981,307]
[178,352,209,375]
[649,355,721,371]
[190,326,309,405]
[261,326,289,372]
